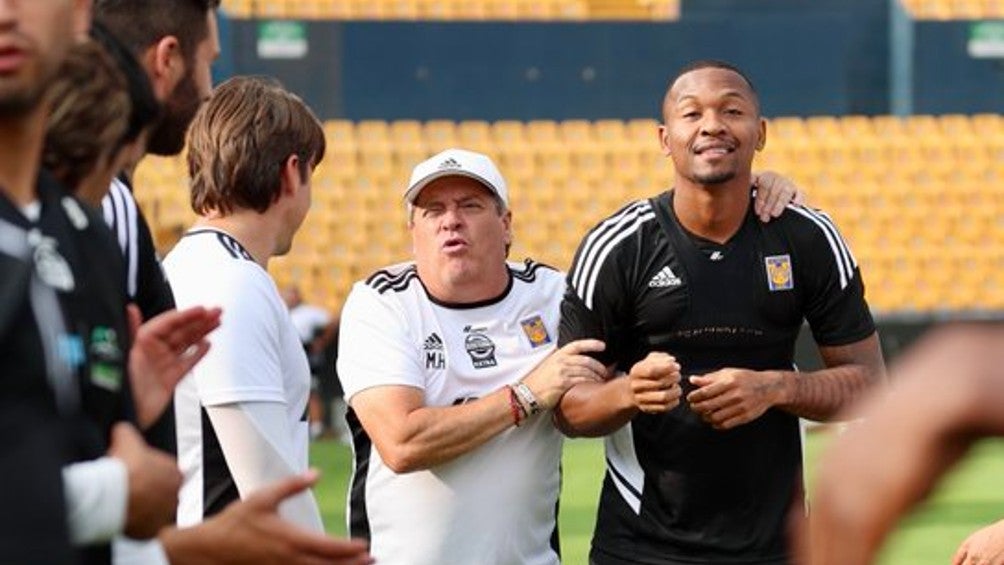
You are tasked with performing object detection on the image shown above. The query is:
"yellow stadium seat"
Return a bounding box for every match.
[225,0,254,18]
[626,118,659,145]
[394,147,430,179]
[905,114,940,135]
[424,120,459,150]
[518,0,558,19]
[357,119,391,145]
[569,145,606,182]
[594,119,627,143]
[357,147,396,183]
[767,117,806,140]
[485,0,519,19]
[317,145,358,180]
[648,0,681,20]
[450,0,490,19]
[537,144,572,180]
[496,145,537,182]
[457,119,491,143]
[526,120,560,143]
[453,121,494,153]
[839,115,875,136]
[871,115,908,137]
[557,0,588,19]
[351,0,388,18]
[804,116,841,137]
[324,119,356,146]
[559,119,595,143]
[938,113,973,136]
[971,112,1003,131]
[386,0,421,18]
[390,119,424,143]
[492,120,527,146]
[416,0,452,19]
[951,0,985,18]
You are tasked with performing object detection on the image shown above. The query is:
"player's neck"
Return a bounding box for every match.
[672,176,751,244]
[0,106,46,208]
[195,212,279,269]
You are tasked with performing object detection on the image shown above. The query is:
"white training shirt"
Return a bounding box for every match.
[163,228,317,529]
[338,259,565,565]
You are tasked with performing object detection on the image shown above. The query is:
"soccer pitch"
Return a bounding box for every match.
[311,433,1004,564]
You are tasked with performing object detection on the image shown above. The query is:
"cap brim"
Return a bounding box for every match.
[404,170,502,204]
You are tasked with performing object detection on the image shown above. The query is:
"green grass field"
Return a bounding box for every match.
[310,432,1004,564]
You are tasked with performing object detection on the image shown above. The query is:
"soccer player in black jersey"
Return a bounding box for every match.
[556,60,887,565]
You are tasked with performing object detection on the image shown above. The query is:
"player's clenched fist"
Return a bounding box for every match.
[687,368,783,430]
[628,352,682,414]
[108,422,182,539]
[522,339,608,409]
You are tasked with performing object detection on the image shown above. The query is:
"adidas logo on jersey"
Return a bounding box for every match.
[424,333,445,369]
[648,266,682,288]
[424,333,444,350]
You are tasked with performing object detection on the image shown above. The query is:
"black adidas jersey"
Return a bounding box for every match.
[0,172,134,565]
[560,190,875,565]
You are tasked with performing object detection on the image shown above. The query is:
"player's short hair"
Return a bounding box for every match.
[663,59,760,117]
[93,0,220,66]
[42,41,130,191]
[187,76,326,215]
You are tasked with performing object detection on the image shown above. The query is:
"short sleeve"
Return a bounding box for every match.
[559,216,636,367]
[792,207,876,346]
[337,283,424,401]
[185,267,286,406]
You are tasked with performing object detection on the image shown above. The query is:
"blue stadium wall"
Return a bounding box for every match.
[222,4,1002,120]
[223,0,890,121]
[913,21,1004,114]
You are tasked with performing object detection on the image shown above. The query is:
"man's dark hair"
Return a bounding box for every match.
[663,59,760,116]
[93,0,220,64]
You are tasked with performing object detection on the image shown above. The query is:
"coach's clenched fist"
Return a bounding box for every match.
[628,352,682,414]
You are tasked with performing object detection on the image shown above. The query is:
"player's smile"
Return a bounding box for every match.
[693,139,736,156]
[0,44,28,74]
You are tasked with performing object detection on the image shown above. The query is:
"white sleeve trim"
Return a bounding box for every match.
[200,387,287,407]
[63,457,128,545]
[112,537,169,565]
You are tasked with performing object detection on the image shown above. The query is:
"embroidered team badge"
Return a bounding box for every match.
[765,254,794,292]
[464,330,497,369]
[520,315,551,348]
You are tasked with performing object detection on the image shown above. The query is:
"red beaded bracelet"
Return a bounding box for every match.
[507,385,525,427]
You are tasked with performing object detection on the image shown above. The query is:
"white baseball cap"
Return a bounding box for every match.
[404,148,509,207]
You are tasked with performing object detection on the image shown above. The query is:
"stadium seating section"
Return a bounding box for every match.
[222,0,1004,21]
[135,114,1004,315]
[901,0,1004,19]
[223,0,679,20]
